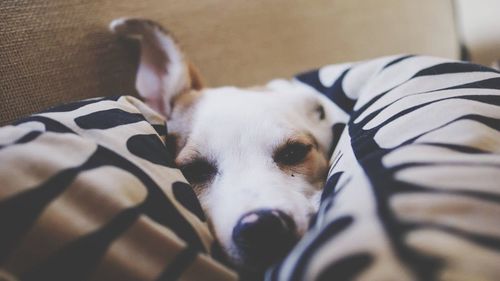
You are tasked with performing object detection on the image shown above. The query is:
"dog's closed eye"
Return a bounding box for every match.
[274,142,312,166]
[180,159,217,184]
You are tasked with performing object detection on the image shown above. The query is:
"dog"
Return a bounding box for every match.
[110,18,335,271]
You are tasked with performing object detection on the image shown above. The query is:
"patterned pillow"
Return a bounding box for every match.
[266,55,500,281]
[0,96,237,281]
[3,55,499,281]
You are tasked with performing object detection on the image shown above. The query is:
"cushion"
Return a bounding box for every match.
[266,55,500,281]
[0,96,237,281]
[3,55,499,281]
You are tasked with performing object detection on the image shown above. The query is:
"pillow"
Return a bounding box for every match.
[266,55,500,281]
[0,96,237,281]
[3,55,499,281]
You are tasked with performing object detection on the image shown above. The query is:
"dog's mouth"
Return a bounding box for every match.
[231,209,301,272]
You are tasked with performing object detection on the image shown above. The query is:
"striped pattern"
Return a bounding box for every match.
[0,96,236,281]
[2,56,499,281]
[266,55,500,281]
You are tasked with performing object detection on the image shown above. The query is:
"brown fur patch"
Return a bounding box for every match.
[172,90,203,110]
[275,134,329,188]
[288,150,329,188]
[115,19,170,74]
[167,91,203,171]
[191,183,208,197]
[188,62,204,90]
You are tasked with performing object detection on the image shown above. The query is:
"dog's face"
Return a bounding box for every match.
[171,85,333,268]
[111,18,333,271]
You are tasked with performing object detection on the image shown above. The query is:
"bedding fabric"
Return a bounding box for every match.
[0,96,237,281]
[266,55,500,281]
[1,55,499,281]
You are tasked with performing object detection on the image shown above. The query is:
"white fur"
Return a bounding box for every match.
[110,18,189,116]
[156,32,188,115]
[175,86,333,264]
[111,18,334,267]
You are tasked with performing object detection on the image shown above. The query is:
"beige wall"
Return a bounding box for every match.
[173,0,460,86]
[456,0,500,66]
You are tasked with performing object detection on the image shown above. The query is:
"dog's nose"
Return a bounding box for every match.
[232,209,298,268]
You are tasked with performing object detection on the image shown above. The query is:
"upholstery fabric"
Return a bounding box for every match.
[0,0,459,125]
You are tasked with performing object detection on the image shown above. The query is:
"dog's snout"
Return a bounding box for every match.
[232,209,298,268]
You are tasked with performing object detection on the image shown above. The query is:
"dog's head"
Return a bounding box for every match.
[111,18,334,271]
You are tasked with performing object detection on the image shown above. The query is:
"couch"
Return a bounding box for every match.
[0,0,459,126]
[7,2,498,281]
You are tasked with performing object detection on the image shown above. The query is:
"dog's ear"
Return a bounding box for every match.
[110,18,203,116]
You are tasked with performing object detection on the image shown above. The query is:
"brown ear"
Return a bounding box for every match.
[188,61,203,91]
[110,18,203,116]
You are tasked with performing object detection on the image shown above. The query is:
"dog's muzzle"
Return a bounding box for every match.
[232,209,299,269]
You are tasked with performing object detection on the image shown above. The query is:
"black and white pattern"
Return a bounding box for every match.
[266,55,500,281]
[2,55,499,281]
[0,96,236,281]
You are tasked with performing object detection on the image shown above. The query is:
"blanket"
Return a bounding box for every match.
[1,55,499,281]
